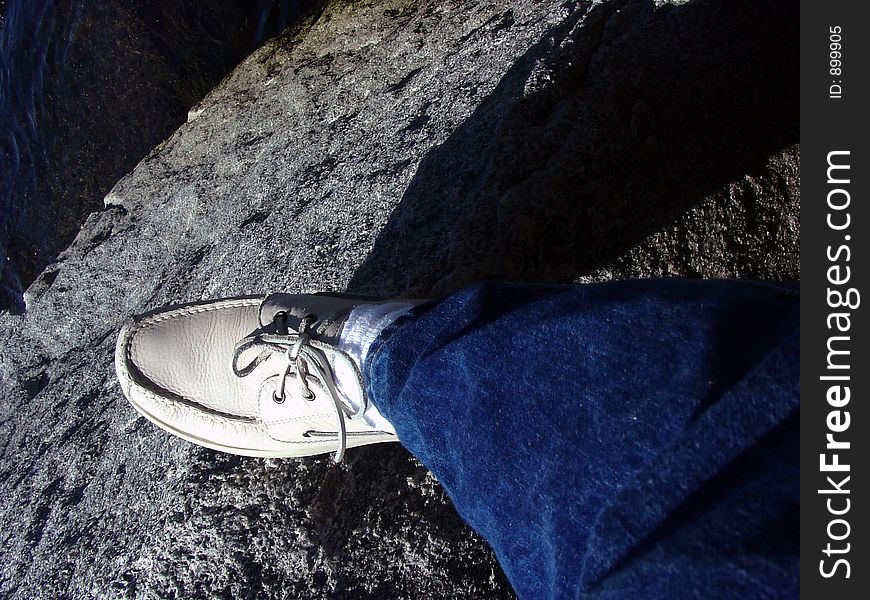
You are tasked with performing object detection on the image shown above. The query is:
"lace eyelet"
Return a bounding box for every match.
[300,313,318,330]
[273,391,285,404]
[302,390,315,401]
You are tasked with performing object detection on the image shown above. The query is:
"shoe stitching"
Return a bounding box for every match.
[135,297,263,326]
[122,299,263,426]
[119,358,256,429]
[123,373,259,431]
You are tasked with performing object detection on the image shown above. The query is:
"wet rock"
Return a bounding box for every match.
[0,0,797,597]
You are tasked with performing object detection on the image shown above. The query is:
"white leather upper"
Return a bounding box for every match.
[126,298,266,418]
[115,296,397,457]
[258,373,387,442]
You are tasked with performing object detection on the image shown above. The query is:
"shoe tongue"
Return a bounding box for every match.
[259,293,355,344]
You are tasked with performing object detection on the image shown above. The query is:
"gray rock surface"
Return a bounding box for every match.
[0,0,798,597]
[0,0,313,310]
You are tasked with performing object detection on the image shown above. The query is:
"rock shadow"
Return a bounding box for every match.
[347,0,799,297]
[0,0,319,311]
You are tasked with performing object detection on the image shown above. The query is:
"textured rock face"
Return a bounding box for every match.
[0,0,798,598]
[0,0,313,310]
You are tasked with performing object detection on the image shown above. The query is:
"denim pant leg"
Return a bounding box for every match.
[365,280,799,599]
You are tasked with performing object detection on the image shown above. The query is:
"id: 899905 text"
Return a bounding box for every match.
[829,26,843,99]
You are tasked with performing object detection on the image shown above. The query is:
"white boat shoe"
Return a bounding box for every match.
[115,293,421,461]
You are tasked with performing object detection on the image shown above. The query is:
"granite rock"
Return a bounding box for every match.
[0,0,798,597]
[0,0,313,310]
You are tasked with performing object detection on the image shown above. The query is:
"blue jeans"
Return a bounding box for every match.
[365,280,799,599]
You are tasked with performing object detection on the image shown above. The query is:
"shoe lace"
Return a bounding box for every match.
[230,313,368,462]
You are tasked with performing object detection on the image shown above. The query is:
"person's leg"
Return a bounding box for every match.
[364,280,799,599]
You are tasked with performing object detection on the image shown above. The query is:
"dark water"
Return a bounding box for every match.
[0,0,312,311]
